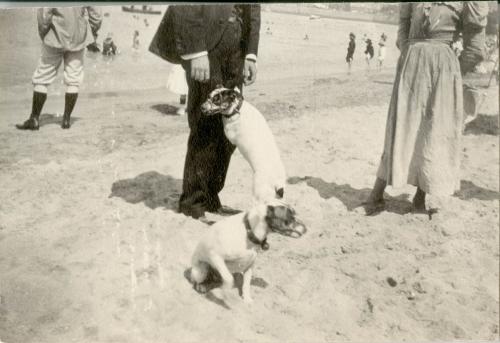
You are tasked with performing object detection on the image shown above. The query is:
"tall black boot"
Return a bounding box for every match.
[61,92,78,129]
[16,91,47,130]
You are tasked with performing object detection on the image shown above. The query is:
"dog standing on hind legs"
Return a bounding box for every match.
[201,86,287,203]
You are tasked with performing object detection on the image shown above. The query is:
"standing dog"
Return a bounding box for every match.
[190,200,306,303]
[201,87,286,203]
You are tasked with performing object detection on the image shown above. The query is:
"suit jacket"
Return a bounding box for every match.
[149,4,260,64]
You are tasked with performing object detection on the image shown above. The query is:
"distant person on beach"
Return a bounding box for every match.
[377,33,387,70]
[364,2,488,217]
[16,7,102,130]
[167,64,189,116]
[132,30,140,50]
[452,32,486,125]
[149,5,261,221]
[86,41,100,53]
[364,38,374,69]
[346,32,356,74]
[102,33,118,56]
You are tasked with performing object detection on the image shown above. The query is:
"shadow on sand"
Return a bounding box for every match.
[371,80,394,86]
[183,268,268,310]
[39,113,80,128]
[150,104,181,116]
[288,176,499,211]
[455,180,499,201]
[109,171,182,210]
[288,176,412,215]
[464,114,499,136]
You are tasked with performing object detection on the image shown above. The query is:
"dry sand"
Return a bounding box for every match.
[0,6,499,343]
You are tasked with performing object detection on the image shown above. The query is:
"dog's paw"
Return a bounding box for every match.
[222,280,235,291]
[194,283,209,294]
[242,295,254,304]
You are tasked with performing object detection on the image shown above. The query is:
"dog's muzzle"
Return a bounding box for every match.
[200,101,219,116]
[291,220,307,237]
[271,219,307,238]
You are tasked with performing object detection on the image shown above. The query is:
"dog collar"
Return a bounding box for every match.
[222,98,244,119]
[244,213,269,250]
[222,110,240,119]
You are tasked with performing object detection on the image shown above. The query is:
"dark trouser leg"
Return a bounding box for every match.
[204,22,244,211]
[206,133,236,212]
[179,128,221,218]
[179,64,233,217]
[178,21,244,218]
[178,83,235,216]
[179,75,217,218]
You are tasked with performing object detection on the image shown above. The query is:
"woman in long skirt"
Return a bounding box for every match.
[365,2,488,216]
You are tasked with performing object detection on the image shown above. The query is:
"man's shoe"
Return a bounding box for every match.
[210,205,242,216]
[16,117,39,131]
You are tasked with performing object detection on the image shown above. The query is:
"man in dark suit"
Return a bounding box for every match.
[150,5,261,220]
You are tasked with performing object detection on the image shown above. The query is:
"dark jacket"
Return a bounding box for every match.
[149,4,260,64]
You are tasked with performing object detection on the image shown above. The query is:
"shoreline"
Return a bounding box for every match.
[267,5,398,26]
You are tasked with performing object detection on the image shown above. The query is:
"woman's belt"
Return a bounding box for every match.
[410,31,455,43]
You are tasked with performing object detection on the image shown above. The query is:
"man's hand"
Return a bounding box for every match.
[191,55,210,82]
[243,60,257,86]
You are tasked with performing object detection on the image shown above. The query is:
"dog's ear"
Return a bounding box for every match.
[231,87,244,102]
[286,206,296,221]
[275,188,284,199]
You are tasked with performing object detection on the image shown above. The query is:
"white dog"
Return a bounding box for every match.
[190,200,306,303]
[201,86,287,203]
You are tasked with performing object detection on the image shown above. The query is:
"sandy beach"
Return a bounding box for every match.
[0,6,498,343]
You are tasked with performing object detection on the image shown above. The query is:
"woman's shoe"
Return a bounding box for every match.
[363,198,385,216]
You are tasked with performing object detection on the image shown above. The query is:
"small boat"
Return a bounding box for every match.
[122,5,162,15]
[309,15,321,20]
